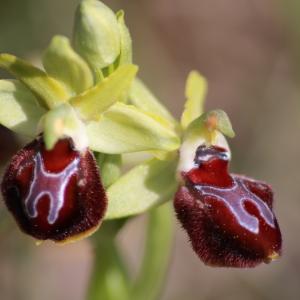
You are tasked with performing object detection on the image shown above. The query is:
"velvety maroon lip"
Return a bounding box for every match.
[174,145,282,268]
[1,136,107,242]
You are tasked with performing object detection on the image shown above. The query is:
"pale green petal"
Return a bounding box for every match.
[186,109,235,140]
[73,0,120,72]
[70,64,138,121]
[97,154,122,188]
[116,10,132,66]
[0,80,46,137]
[0,53,70,109]
[105,158,178,219]
[181,71,207,129]
[129,78,176,124]
[86,102,180,154]
[43,35,94,95]
[41,103,88,151]
[212,110,235,138]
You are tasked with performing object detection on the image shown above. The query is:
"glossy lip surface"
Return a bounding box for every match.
[193,177,275,234]
[1,136,107,242]
[24,152,80,225]
[174,145,282,267]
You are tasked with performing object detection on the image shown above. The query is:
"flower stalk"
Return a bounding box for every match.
[88,203,174,300]
[131,203,174,300]
[87,221,130,300]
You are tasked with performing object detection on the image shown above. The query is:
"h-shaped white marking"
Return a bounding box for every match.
[195,177,275,234]
[24,153,79,224]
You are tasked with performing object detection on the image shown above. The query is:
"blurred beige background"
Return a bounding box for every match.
[1,0,300,299]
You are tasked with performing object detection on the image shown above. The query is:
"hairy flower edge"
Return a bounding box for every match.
[174,144,282,268]
[1,136,107,243]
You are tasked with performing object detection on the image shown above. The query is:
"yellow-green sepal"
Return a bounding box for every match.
[181,71,207,129]
[116,10,132,66]
[70,64,138,121]
[43,35,94,95]
[105,156,178,219]
[0,53,70,109]
[0,80,46,137]
[86,102,180,154]
[129,78,176,125]
[97,154,122,188]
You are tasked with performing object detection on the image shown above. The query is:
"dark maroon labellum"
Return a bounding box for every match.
[1,136,107,242]
[174,145,282,267]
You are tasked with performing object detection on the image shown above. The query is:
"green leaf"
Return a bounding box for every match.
[181,71,207,129]
[86,102,180,154]
[97,154,122,188]
[0,53,70,109]
[0,80,46,137]
[73,0,121,73]
[70,64,138,121]
[129,78,176,125]
[41,103,88,151]
[116,10,132,66]
[105,157,178,219]
[43,35,94,95]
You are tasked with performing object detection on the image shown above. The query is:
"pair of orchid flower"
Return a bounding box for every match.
[0,0,281,268]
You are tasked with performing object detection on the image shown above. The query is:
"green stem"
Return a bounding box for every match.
[87,221,130,300]
[87,204,174,300]
[131,203,174,300]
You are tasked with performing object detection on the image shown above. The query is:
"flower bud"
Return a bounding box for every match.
[1,136,107,243]
[174,144,282,267]
[73,0,121,72]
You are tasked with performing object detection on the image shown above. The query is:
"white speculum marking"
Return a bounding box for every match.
[24,153,79,224]
[196,151,230,164]
[195,177,275,234]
